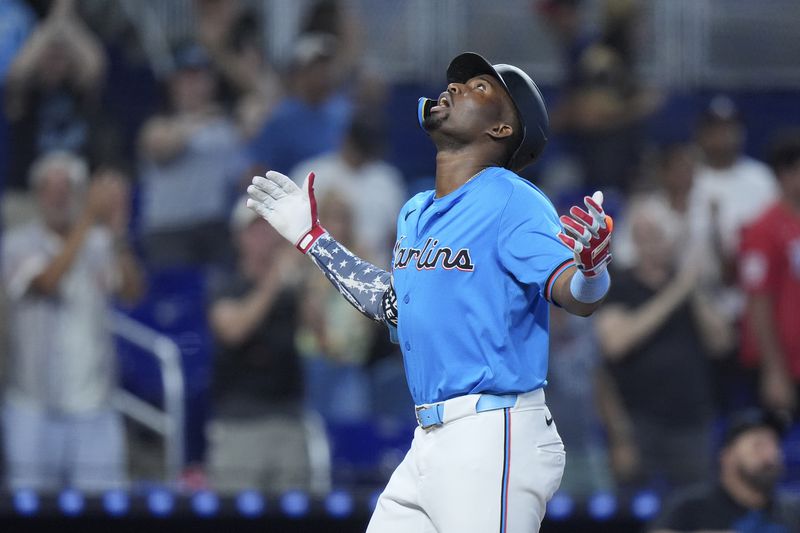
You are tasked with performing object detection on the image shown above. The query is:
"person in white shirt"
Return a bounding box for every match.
[1,151,143,491]
[688,96,778,317]
[290,117,406,265]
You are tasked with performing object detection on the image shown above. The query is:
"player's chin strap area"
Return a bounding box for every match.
[417,97,435,131]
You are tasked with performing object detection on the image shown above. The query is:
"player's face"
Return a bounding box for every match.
[425,75,514,146]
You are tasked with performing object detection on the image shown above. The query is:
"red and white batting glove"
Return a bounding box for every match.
[246,170,326,253]
[558,191,614,277]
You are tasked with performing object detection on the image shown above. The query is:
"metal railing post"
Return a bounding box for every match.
[109,311,185,485]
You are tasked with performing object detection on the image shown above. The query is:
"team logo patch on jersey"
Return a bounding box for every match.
[393,236,475,272]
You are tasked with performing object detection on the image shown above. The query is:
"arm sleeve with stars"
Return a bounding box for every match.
[307,232,397,329]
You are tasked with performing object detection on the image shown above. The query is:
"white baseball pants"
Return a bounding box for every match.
[366,389,565,533]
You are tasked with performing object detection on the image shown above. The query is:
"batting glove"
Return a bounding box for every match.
[246,170,325,253]
[558,191,613,277]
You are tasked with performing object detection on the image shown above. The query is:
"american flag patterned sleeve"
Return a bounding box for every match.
[307,232,394,324]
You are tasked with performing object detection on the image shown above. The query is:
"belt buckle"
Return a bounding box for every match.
[414,405,429,429]
[415,405,441,429]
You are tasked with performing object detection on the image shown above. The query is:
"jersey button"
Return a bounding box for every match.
[404,341,411,351]
[404,295,410,304]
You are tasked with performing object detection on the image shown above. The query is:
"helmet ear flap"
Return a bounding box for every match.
[417,97,435,131]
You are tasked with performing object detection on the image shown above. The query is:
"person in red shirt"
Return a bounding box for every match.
[739,133,800,417]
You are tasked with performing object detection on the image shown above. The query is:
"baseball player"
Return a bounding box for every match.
[247,52,613,533]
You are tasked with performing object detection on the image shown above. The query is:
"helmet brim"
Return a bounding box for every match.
[447,52,502,86]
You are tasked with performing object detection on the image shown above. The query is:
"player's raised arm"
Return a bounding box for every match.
[551,191,613,316]
[246,170,396,327]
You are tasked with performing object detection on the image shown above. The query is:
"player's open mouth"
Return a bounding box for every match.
[430,92,451,113]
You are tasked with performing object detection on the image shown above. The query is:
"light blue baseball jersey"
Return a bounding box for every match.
[392,167,574,405]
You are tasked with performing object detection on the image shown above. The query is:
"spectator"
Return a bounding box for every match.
[613,143,700,269]
[688,96,778,315]
[652,143,696,235]
[594,197,734,490]
[247,32,352,175]
[296,192,375,423]
[291,117,406,265]
[0,0,34,83]
[601,0,641,70]
[558,41,660,193]
[206,198,309,493]
[537,0,595,98]
[649,409,800,533]
[739,133,800,416]
[614,144,696,268]
[542,0,661,193]
[539,0,640,90]
[0,0,35,192]
[5,0,119,190]
[0,151,143,491]
[137,42,245,269]
[301,0,362,76]
[194,0,282,139]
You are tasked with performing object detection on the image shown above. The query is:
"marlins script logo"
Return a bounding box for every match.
[393,236,475,272]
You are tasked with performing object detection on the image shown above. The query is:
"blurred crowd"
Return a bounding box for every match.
[0,0,798,527]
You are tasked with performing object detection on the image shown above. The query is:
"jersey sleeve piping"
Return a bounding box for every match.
[544,258,575,304]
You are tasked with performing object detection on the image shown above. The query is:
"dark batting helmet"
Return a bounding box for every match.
[418,52,550,172]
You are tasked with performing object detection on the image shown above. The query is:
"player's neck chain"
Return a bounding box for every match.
[465,168,487,185]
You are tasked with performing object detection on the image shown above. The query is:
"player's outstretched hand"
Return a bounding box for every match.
[247,170,325,253]
[558,191,613,277]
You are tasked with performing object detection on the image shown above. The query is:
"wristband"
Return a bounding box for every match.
[569,268,610,304]
[296,226,326,254]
